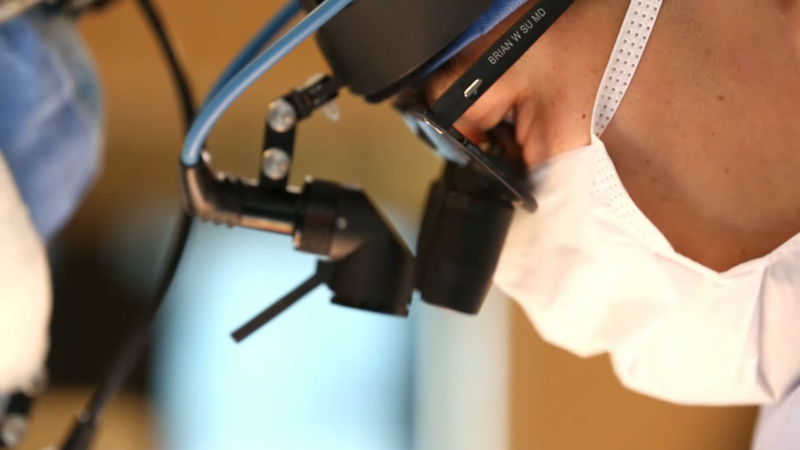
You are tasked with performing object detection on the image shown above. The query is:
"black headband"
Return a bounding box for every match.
[430,0,573,127]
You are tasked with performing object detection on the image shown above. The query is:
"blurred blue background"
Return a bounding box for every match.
[155,225,414,450]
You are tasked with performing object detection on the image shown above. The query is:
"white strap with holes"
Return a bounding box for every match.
[589,0,671,250]
[593,0,663,137]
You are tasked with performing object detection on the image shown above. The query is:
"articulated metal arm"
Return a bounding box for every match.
[180,75,415,340]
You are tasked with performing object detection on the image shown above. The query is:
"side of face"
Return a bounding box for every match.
[419,0,800,271]
[422,0,630,167]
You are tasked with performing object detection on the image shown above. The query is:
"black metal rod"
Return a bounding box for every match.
[232,272,325,343]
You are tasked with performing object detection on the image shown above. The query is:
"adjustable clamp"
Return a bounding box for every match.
[180,75,415,341]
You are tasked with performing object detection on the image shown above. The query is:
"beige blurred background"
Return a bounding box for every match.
[23,0,758,448]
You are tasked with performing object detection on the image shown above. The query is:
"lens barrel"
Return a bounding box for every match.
[416,162,515,315]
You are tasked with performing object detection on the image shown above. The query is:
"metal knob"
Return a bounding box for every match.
[261,148,292,181]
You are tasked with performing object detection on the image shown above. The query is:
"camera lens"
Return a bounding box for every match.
[415,162,515,314]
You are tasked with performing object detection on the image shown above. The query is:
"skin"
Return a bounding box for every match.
[419,0,800,272]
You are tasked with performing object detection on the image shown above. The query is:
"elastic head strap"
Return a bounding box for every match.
[430,0,574,127]
[592,0,663,137]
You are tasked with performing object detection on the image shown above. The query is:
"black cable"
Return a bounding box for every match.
[61,0,196,448]
[134,0,197,130]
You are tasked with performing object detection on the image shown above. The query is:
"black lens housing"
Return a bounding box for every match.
[296,180,415,316]
[416,161,516,315]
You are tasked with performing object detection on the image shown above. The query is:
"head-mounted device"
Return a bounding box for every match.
[46,1,575,448]
[300,0,495,102]
[179,0,572,325]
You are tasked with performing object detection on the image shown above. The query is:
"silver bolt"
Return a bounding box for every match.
[1,415,28,448]
[464,79,483,98]
[336,217,348,230]
[267,99,297,133]
[261,148,291,181]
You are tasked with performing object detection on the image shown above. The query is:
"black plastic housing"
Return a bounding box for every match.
[181,162,415,317]
[416,162,515,315]
[302,0,493,101]
[297,180,415,316]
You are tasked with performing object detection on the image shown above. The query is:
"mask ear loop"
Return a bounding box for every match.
[589,0,670,251]
[591,0,663,138]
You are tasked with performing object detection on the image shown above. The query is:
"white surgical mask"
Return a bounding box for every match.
[494,0,800,406]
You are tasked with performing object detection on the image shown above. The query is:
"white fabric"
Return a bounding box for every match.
[753,387,800,450]
[494,0,800,409]
[0,151,51,393]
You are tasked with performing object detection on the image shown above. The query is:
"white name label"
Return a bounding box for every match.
[487,8,547,65]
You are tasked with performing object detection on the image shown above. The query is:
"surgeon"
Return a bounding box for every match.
[0,5,102,394]
[2,0,800,448]
[405,0,800,447]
